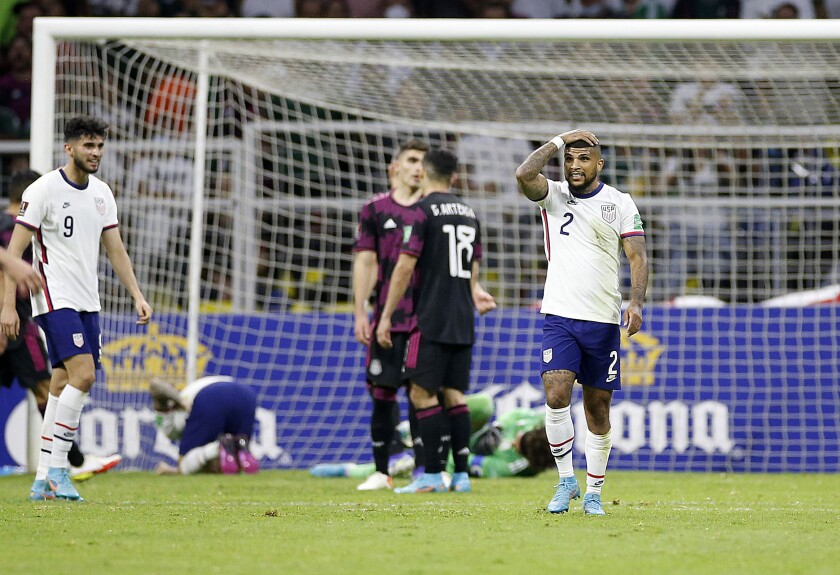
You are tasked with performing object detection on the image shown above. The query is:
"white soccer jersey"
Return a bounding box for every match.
[17,169,119,316]
[537,179,644,324]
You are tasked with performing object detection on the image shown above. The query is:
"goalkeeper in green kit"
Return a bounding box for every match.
[310,393,553,482]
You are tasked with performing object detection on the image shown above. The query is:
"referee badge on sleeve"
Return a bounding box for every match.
[73,333,85,348]
[543,348,553,363]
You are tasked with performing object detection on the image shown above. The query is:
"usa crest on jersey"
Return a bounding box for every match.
[601,204,616,223]
[95,197,106,215]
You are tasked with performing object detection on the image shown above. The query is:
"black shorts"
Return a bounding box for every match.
[0,321,51,391]
[402,330,472,394]
[366,332,409,389]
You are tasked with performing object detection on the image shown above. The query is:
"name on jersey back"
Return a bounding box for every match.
[430,203,476,219]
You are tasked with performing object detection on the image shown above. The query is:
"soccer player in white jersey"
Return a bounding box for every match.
[515,129,648,515]
[0,116,152,501]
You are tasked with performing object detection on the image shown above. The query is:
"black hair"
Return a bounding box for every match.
[64,116,109,143]
[567,139,597,150]
[7,169,40,204]
[518,427,554,474]
[423,148,458,181]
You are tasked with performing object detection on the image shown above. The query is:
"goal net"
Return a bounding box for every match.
[30,19,840,473]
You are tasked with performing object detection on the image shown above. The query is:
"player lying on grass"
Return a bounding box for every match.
[310,393,553,481]
[150,376,260,475]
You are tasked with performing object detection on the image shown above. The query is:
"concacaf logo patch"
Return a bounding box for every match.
[402,225,412,243]
[95,197,106,215]
[601,204,616,224]
[18,201,28,217]
[634,214,644,231]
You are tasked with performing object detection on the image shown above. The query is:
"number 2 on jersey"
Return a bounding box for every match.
[559,212,574,236]
[442,224,475,278]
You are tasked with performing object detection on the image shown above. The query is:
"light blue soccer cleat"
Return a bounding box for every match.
[449,471,471,493]
[394,472,448,494]
[583,493,606,516]
[547,476,580,514]
[309,463,349,478]
[47,467,84,501]
[28,479,55,502]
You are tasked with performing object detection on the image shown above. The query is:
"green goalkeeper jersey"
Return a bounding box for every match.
[449,407,544,478]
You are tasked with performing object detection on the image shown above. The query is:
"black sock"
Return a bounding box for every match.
[416,404,443,474]
[68,441,84,467]
[408,401,424,469]
[439,406,452,469]
[371,398,396,475]
[448,404,472,474]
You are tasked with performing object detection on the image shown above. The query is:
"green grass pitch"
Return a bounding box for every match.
[2,470,839,575]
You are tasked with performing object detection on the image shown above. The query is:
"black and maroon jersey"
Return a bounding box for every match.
[402,191,483,345]
[0,212,33,321]
[353,191,425,333]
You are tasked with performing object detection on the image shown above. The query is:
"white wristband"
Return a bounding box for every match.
[549,136,564,149]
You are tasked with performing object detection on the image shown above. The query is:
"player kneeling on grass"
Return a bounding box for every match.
[150,376,260,475]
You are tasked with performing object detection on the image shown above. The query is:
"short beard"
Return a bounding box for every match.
[74,156,99,175]
[567,174,597,195]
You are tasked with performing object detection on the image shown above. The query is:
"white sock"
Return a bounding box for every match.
[585,430,612,495]
[51,385,88,469]
[36,394,59,480]
[180,442,220,474]
[545,404,575,478]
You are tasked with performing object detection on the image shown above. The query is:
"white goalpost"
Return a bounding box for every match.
[28,18,840,473]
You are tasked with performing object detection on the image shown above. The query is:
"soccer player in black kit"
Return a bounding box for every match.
[376,148,495,494]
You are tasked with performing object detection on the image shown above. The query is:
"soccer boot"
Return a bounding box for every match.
[357,471,394,491]
[449,471,471,493]
[46,467,84,501]
[393,472,448,494]
[547,476,580,514]
[235,435,260,474]
[310,463,349,477]
[71,453,123,482]
[28,479,55,502]
[218,434,240,474]
[583,493,606,516]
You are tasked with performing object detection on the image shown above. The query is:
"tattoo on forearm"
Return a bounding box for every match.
[516,143,556,199]
[519,144,556,180]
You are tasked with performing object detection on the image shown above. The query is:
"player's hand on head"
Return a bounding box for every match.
[375,317,393,349]
[560,130,598,147]
[136,298,153,325]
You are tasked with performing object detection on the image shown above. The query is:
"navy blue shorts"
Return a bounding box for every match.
[34,309,101,370]
[541,314,621,391]
[179,381,257,455]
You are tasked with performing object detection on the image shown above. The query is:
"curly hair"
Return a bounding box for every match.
[64,116,108,142]
[518,427,554,474]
